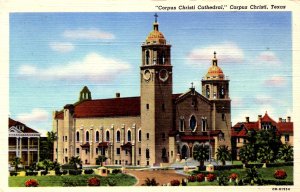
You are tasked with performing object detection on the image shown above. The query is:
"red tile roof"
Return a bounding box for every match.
[261,112,276,125]
[231,112,293,137]
[8,118,39,134]
[55,94,182,119]
[277,122,293,133]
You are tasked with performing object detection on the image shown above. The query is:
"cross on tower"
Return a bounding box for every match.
[191,82,194,88]
[154,13,158,23]
[214,51,217,58]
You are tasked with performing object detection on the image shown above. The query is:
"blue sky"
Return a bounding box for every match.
[9,12,292,136]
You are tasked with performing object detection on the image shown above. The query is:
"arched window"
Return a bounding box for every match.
[146,148,150,159]
[86,131,89,142]
[116,130,120,142]
[106,130,110,141]
[220,86,225,98]
[95,131,99,142]
[76,131,80,142]
[138,130,142,142]
[202,118,207,132]
[179,118,185,132]
[145,50,150,65]
[206,85,210,98]
[127,130,131,142]
[190,115,197,131]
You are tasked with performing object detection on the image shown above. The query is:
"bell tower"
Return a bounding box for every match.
[140,14,173,166]
[201,52,231,148]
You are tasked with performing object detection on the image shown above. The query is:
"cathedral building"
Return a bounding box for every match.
[53,15,231,166]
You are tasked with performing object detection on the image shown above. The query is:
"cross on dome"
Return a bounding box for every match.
[154,13,158,23]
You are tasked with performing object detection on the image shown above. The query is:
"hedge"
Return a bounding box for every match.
[84,169,94,174]
[262,179,293,185]
[266,162,293,168]
[10,172,17,176]
[25,171,38,176]
[214,164,243,170]
[69,169,82,175]
[245,163,264,168]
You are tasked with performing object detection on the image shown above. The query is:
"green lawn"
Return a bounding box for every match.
[9,173,136,187]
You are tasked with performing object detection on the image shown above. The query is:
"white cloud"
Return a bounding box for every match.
[49,42,75,53]
[63,29,115,40]
[16,108,49,124]
[186,42,244,65]
[18,53,131,82]
[255,51,281,66]
[264,75,287,87]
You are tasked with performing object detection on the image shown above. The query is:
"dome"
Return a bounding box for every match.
[145,22,166,45]
[205,52,224,80]
[145,14,166,45]
[206,65,224,79]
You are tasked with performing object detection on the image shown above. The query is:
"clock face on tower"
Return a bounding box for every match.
[159,69,169,82]
[143,70,151,81]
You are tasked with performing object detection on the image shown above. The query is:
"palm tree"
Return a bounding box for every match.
[216,145,231,166]
[239,144,256,166]
[242,167,263,185]
[11,157,21,172]
[278,144,293,162]
[193,144,209,167]
[69,156,82,170]
[46,131,57,161]
[95,155,107,166]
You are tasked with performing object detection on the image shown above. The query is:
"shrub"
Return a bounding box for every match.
[218,174,229,186]
[196,173,205,182]
[112,169,122,174]
[69,169,82,175]
[10,171,17,176]
[87,177,100,186]
[62,170,68,175]
[84,169,94,174]
[206,173,216,182]
[188,175,196,182]
[26,171,38,176]
[25,179,39,187]
[181,179,187,186]
[229,173,238,180]
[55,170,62,176]
[274,170,287,180]
[142,178,159,186]
[170,179,180,186]
[41,170,48,176]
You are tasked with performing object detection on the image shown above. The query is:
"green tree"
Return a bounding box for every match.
[11,157,22,172]
[42,159,53,172]
[95,155,107,166]
[216,145,231,166]
[193,144,209,167]
[255,130,282,162]
[239,144,256,165]
[278,144,293,162]
[69,156,82,170]
[257,145,274,164]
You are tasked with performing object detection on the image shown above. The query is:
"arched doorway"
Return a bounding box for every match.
[181,145,189,159]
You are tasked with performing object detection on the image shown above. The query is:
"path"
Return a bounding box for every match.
[125,169,188,186]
